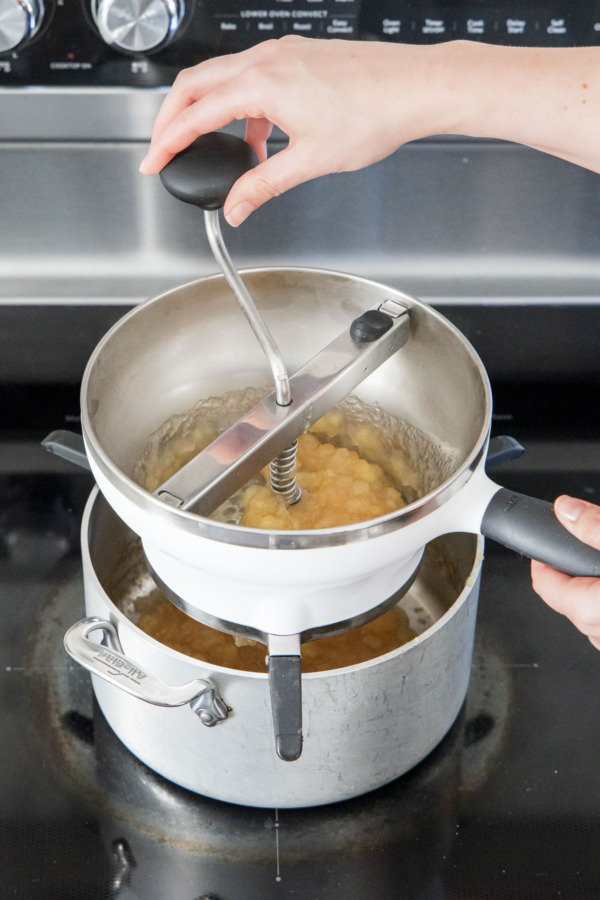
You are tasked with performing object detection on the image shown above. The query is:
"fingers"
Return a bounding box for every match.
[150,48,262,142]
[530,559,574,614]
[140,69,313,226]
[141,41,287,174]
[531,496,600,647]
[140,76,260,175]
[554,495,600,550]
[139,35,416,219]
[531,559,600,642]
[150,66,206,143]
[245,117,274,164]
[223,143,314,226]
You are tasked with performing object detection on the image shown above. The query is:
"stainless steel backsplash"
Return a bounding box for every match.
[1,90,599,383]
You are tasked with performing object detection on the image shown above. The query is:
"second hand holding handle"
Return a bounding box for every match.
[481,487,600,577]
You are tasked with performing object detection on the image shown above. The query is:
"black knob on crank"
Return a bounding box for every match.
[159,133,257,210]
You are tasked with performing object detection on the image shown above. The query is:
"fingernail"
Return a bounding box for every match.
[556,496,586,522]
[225,201,256,227]
[138,155,150,174]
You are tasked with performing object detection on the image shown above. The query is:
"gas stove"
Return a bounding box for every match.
[1,380,599,899]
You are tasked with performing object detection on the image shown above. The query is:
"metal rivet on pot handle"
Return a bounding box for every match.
[64,617,229,725]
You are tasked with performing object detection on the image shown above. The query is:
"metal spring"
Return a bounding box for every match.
[269,441,302,505]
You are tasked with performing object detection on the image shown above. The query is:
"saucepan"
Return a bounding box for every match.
[69,486,484,807]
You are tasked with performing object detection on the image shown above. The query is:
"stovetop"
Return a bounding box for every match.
[1,380,600,900]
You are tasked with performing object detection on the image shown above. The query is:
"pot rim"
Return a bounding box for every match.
[81,267,493,550]
[83,488,485,681]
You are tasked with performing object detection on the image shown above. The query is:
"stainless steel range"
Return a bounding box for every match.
[1,2,600,896]
[1,0,600,385]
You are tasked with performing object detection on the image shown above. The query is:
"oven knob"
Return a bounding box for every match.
[93,0,184,53]
[0,0,44,53]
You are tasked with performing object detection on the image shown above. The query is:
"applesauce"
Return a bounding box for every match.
[134,588,415,673]
[129,389,432,670]
[134,389,423,528]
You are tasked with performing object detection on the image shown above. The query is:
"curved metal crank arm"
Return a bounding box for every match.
[64,617,229,726]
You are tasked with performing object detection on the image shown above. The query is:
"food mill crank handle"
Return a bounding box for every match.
[159,131,306,504]
[156,133,415,516]
[159,132,292,407]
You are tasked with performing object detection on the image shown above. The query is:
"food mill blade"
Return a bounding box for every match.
[154,301,410,517]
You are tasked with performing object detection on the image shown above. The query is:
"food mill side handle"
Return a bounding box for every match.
[481,488,600,577]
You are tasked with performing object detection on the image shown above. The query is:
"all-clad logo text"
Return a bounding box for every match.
[504,494,519,512]
[94,648,148,683]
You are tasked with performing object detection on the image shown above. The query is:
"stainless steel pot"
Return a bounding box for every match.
[68,488,484,808]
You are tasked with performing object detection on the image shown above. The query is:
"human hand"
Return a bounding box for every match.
[140,38,600,225]
[531,496,600,649]
[139,36,452,226]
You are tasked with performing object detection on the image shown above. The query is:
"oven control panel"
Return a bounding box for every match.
[361,2,600,46]
[0,1,598,87]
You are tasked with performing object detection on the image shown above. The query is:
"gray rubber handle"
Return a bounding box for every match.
[268,655,303,762]
[159,133,256,210]
[481,488,600,577]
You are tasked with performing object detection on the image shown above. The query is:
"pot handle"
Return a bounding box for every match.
[64,617,229,726]
[481,487,600,577]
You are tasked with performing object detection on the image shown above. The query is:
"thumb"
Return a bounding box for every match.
[223,144,314,227]
[554,495,600,551]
